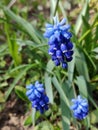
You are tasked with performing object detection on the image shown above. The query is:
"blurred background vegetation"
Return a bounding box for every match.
[0,0,98,130]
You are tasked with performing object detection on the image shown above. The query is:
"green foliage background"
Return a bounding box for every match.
[0,0,98,130]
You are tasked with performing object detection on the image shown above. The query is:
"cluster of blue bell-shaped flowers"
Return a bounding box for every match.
[26,81,49,114]
[70,95,89,120]
[44,16,74,68]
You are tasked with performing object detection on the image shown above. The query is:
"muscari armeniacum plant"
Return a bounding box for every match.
[26,81,49,114]
[44,16,89,119]
[70,95,89,120]
[44,16,74,68]
[26,16,89,129]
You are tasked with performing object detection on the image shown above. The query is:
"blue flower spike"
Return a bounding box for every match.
[26,81,49,114]
[44,16,74,68]
[70,95,89,120]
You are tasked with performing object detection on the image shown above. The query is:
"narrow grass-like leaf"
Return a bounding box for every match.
[24,115,32,126]
[59,1,68,22]
[0,44,8,53]
[81,16,92,50]
[83,49,96,71]
[16,39,47,54]
[68,45,75,87]
[74,0,90,35]
[0,91,5,103]
[78,21,98,43]
[50,0,59,17]
[91,126,98,130]
[5,64,34,100]
[46,60,55,72]
[92,47,98,53]
[5,23,22,66]
[45,75,53,104]
[76,76,98,110]
[75,48,90,81]
[60,82,72,130]
[15,85,29,102]
[8,64,28,74]
[3,7,41,44]
[32,108,36,126]
[35,121,54,130]
[45,60,55,104]
[84,117,90,130]
[76,76,90,129]
[76,76,88,98]
[90,110,98,124]
[52,76,70,108]
[61,98,70,130]
[88,95,98,110]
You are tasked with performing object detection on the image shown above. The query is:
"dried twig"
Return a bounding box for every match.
[8,0,16,8]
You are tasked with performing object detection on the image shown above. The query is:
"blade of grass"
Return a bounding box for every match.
[45,75,53,104]
[76,76,88,98]
[61,98,70,130]
[52,76,70,108]
[3,7,41,44]
[5,64,35,100]
[75,48,90,81]
[74,0,90,35]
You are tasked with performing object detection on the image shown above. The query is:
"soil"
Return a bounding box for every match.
[0,94,33,130]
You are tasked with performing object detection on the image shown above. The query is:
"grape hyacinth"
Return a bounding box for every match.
[26,81,49,114]
[44,16,74,68]
[70,95,89,120]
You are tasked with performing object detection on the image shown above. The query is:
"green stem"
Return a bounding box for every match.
[32,108,36,126]
[53,0,60,16]
[83,116,90,130]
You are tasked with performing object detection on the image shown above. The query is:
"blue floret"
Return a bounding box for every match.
[70,95,89,120]
[44,16,74,68]
[26,81,49,114]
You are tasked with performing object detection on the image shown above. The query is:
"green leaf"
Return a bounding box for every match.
[3,7,41,44]
[92,47,98,53]
[94,23,98,43]
[5,64,34,101]
[78,29,91,43]
[15,85,29,102]
[81,16,92,48]
[78,21,98,44]
[91,126,98,130]
[88,95,98,110]
[10,38,22,66]
[4,23,22,66]
[60,93,70,130]
[50,0,57,17]
[59,1,68,22]
[83,49,96,71]
[16,39,47,54]
[24,115,32,126]
[76,76,98,110]
[52,76,70,108]
[8,64,28,74]
[68,46,75,87]
[74,0,90,35]
[0,44,8,54]
[45,75,53,104]
[61,102,70,130]
[75,48,90,81]
[35,121,54,130]
[32,108,36,126]
[90,110,98,124]
[0,91,5,103]
[76,76,88,98]
[45,60,55,104]
[46,60,55,72]
[84,116,90,130]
